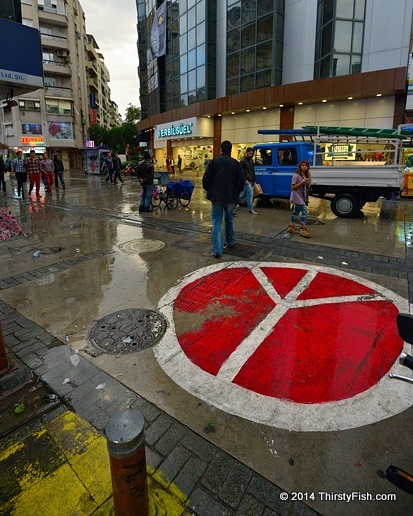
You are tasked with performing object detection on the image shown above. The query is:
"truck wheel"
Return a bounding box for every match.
[331,193,359,218]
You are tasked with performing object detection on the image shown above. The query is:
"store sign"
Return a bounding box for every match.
[325,143,356,161]
[20,136,44,145]
[87,140,95,148]
[157,122,193,139]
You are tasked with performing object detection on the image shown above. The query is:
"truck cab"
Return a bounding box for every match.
[252,141,320,199]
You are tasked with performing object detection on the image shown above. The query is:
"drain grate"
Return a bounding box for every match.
[88,308,167,354]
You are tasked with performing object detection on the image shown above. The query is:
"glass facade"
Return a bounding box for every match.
[137,0,216,119]
[226,0,284,95]
[314,0,365,79]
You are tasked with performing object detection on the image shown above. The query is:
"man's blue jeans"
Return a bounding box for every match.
[139,185,154,211]
[238,182,254,211]
[211,202,235,256]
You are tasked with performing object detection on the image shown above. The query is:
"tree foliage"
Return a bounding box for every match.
[124,104,141,124]
[88,104,142,155]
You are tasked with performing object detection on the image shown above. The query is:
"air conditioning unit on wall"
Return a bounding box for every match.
[57,50,68,57]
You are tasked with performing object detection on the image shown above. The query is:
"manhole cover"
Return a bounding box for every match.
[88,308,167,354]
[120,239,165,254]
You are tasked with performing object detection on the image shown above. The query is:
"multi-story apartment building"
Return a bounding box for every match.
[1,0,88,169]
[86,34,121,130]
[136,0,413,168]
[0,0,120,169]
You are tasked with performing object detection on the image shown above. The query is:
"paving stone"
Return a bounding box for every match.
[201,451,238,495]
[218,461,252,509]
[189,488,231,516]
[236,493,265,516]
[247,475,289,513]
[181,429,217,462]
[145,446,163,470]
[157,444,192,485]
[145,413,174,446]
[20,353,44,369]
[154,421,187,456]
[36,331,53,345]
[131,397,161,424]
[15,341,47,359]
[290,500,320,515]
[3,333,20,346]
[173,455,208,500]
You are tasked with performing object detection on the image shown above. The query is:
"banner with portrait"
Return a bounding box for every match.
[150,1,167,58]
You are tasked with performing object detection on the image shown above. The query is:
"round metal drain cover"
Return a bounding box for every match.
[88,309,167,354]
[120,239,165,254]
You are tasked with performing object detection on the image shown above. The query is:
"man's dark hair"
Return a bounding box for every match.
[246,147,253,152]
[143,152,151,160]
[221,140,232,154]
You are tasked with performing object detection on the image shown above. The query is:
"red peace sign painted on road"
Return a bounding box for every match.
[155,263,411,431]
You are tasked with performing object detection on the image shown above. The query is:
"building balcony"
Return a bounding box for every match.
[87,61,98,76]
[43,60,71,76]
[38,9,68,27]
[40,33,69,50]
[88,78,99,92]
[44,86,73,99]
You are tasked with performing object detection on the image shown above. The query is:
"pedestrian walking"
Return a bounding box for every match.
[170,157,175,174]
[40,153,54,195]
[53,154,65,189]
[11,150,27,199]
[288,159,311,238]
[237,147,257,215]
[177,155,182,173]
[26,150,41,198]
[112,153,124,184]
[137,152,154,212]
[102,152,114,183]
[0,157,6,193]
[202,140,245,258]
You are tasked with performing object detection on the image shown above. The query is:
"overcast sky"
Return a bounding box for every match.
[81,0,141,120]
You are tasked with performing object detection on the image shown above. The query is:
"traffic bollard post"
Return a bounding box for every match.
[105,408,149,516]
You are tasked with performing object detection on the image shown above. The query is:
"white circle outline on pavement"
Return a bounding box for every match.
[154,262,412,432]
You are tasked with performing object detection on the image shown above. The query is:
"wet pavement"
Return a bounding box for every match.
[1,169,413,515]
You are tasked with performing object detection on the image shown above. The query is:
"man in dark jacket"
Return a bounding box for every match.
[137,152,154,212]
[53,154,65,189]
[202,140,245,258]
[237,147,257,214]
[113,152,124,184]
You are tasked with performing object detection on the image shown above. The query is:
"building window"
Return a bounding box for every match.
[226,0,282,95]
[45,99,73,116]
[19,100,41,112]
[314,0,365,79]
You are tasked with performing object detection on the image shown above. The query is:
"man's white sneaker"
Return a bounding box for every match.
[249,210,258,215]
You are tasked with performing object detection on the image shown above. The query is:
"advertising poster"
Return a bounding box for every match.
[48,122,73,139]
